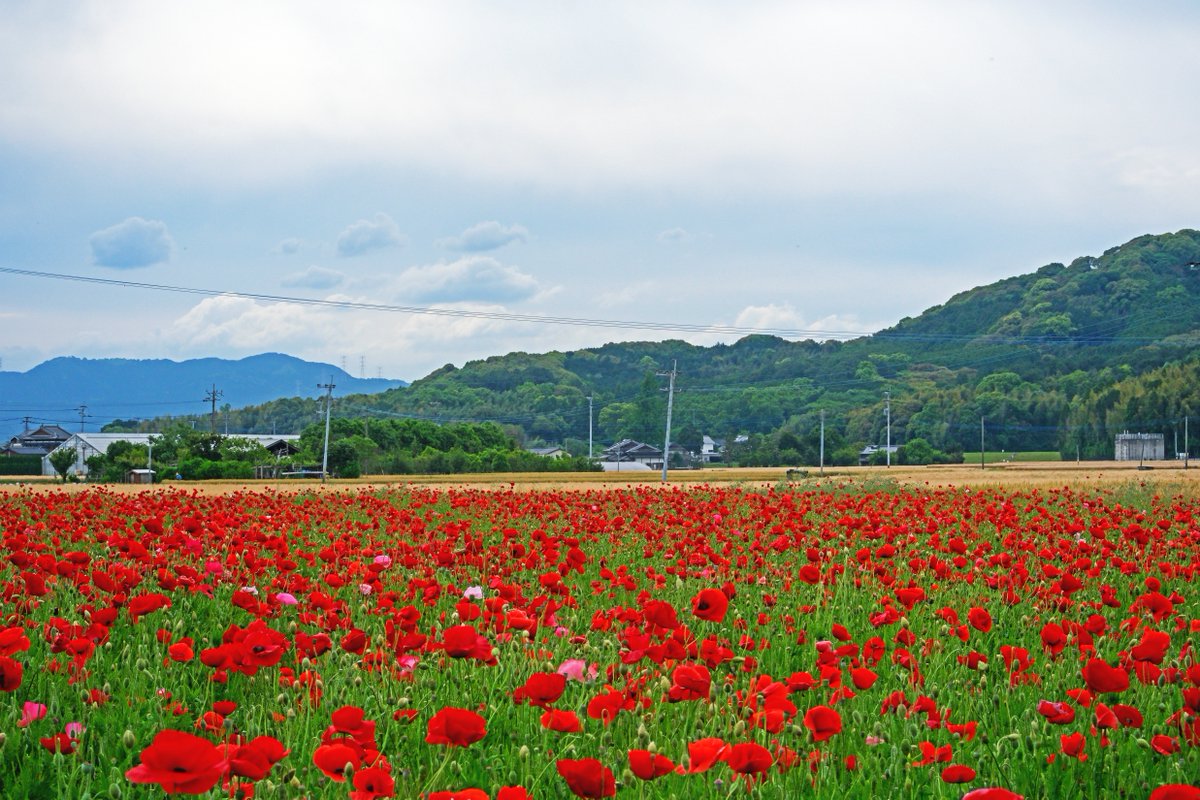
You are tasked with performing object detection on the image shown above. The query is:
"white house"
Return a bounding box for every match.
[43,433,301,477]
[43,433,158,477]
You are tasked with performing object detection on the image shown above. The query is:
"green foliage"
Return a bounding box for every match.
[48,447,77,481]
[0,455,42,475]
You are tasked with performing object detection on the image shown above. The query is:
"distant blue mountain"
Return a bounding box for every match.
[0,353,406,429]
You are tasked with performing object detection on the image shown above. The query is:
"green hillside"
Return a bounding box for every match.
[112,229,1200,466]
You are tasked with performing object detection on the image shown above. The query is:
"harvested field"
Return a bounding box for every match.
[6,460,1200,495]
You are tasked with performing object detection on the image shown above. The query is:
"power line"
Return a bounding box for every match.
[5,266,1198,347]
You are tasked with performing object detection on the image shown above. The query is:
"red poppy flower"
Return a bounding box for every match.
[628,749,676,780]
[723,742,773,780]
[1036,700,1075,725]
[1059,732,1086,761]
[850,666,878,690]
[497,788,532,800]
[426,707,487,747]
[125,729,229,794]
[686,737,728,772]
[803,705,842,742]
[962,789,1024,800]
[1151,734,1180,755]
[1149,787,1200,800]
[940,764,976,783]
[557,757,615,798]
[1040,623,1067,657]
[513,672,566,708]
[312,742,362,781]
[443,625,490,658]
[0,626,31,656]
[540,709,582,732]
[427,790,488,800]
[350,765,396,800]
[691,588,729,622]
[586,689,626,725]
[0,656,23,692]
[967,607,992,633]
[1111,704,1143,728]
[668,663,712,701]
[1081,658,1129,694]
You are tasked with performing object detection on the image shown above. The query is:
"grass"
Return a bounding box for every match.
[960,451,1063,463]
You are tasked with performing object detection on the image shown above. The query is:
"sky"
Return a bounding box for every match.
[2,1,1199,384]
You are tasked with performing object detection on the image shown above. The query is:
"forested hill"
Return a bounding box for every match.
[115,229,1200,463]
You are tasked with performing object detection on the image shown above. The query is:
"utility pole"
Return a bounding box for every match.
[819,408,825,476]
[204,385,222,433]
[1186,416,1190,470]
[980,416,985,471]
[147,440,153,484]
[657,361,678,482]
[77,404,87,432]
[318,379,335,484]
[587,394,594,460]
[21,416,31,433]
[884,391,891,468]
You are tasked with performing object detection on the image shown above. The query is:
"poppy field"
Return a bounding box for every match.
[1,482,1199,799]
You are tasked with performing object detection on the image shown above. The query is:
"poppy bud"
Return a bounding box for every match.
[275,693,287,705]
[135,658,147,670]
[732,720,746,737]
[0,732,5,749]
[648,741,658,753]
[282,769,296,783]
[288,777,303,791]
[260,781,276,794]
[1135,738,1150,749]
[122,730,136,749]
[508,771,519,784]
[518,745,530,760]
[108,784,122,800]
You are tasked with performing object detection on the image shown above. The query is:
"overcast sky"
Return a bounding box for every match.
[2,1,1198,384]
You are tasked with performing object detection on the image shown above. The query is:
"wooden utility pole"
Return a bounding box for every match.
[204,385,222,433]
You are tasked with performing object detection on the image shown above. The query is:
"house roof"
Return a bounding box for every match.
[598,461,654,472]
[603,439,663,457]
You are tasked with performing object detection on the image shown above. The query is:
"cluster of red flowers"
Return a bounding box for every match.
[0,483,1198,798]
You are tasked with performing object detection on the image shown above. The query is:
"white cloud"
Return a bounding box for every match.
[4,2,1196,212]
[389,256,542,304]
[281,266,344,290]
[275,237,302,255]
[336,213,404,257]
[163,294,542,381]
[438,221,528,252]
[656,227,692,244]
[727,303,880,340]
[89,217,174,268]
